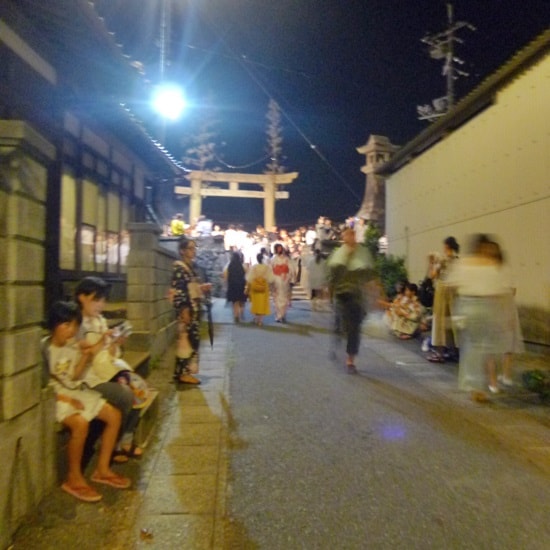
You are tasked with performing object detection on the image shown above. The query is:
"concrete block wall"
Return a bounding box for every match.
[126,223,178,359]
[0,122,55,549]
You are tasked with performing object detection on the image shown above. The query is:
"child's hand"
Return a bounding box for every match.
[80,341,95,355]
[115,334,127,346]
[71,398,84,410]
[179,307,192,325]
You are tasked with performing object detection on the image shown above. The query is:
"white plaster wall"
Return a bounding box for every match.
[386,54,550,310]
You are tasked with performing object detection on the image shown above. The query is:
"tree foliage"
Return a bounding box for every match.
[264,99,285,175]
[364,223,382,257]
[182,99,221,173]
[363,222,408,299]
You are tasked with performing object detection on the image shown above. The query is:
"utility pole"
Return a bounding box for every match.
[159,0,171,82]
[416,2,475,122]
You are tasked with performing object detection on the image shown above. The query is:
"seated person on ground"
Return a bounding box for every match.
[389,283,424,339]
[378,280,407,328]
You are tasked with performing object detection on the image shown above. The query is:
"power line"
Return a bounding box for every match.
[213,151,271,170]
[185,44,314,79]
[194,3,362,202]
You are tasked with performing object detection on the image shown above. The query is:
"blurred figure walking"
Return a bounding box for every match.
[327,228,375,373]
[246,253,274,326]
[224,252,247,323]
[448,235,516,401]
[271,243,293,323]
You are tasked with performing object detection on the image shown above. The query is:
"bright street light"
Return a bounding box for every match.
[152,83,186,121]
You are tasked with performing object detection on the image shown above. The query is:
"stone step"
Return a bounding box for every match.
[291,284,309,300]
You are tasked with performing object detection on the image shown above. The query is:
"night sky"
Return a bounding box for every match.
[92,0,549,229]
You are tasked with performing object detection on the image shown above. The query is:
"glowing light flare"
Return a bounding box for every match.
[380,424,407,441]
[152,84,186,121]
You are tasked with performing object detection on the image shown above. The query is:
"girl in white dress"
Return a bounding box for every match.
[45,301,130,502]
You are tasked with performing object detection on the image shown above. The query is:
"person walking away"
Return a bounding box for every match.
[224,251,247,323]
[271,243,292,323]
[246,253,275,326]
[327,227,375,373]
[306,248,328,311]
[484,239,524,387]
[170,237,212,385]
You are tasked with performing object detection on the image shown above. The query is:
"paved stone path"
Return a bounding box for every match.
[10,297,550,549]
[223,306,550,548]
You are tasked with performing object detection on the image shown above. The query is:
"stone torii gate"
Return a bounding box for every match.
[174,170,299,229]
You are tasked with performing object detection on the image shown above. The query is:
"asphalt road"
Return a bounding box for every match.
[224,307,550,549]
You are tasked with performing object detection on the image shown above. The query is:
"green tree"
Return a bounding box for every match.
[363,222,408,298]
[375,254,408,299]
[364,222,382,257]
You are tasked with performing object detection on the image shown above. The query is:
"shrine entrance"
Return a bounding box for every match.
[174,170,299,229]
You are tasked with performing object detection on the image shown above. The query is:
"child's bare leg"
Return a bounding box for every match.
[502,352,513,380]
[90,403,131,489]
[63,414,90,487]
[487,356,498,390]
[95,404,122,476]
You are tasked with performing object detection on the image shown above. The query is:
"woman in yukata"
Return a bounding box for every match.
[170,237,212,385]
[270,243,293,323]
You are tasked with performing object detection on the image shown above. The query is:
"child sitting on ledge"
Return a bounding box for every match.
[75,276,146,460]
[43,301,131,502]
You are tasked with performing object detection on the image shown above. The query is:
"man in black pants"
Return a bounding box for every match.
[327,228,375,373]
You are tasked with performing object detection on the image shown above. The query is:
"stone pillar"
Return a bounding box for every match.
[263,179,276,230]
[126,223,178,358]
[0,121,56,548]
[189,177,203,225]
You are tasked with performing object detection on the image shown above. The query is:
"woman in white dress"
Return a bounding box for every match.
[447,235,514,401]
[271,243,293,323]
[306,249,328,311]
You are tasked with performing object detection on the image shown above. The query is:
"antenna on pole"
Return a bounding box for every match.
[416,2,475,122]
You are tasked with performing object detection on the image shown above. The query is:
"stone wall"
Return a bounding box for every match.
[126,224,180,359]
[0,122,56,549]
[159,235,229,298]
[519,306,550,348]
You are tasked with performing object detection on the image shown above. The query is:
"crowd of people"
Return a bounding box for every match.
[193,219,525,402]
[169,217,377,380]
[168,215,524,403]
[44,212,525,502]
